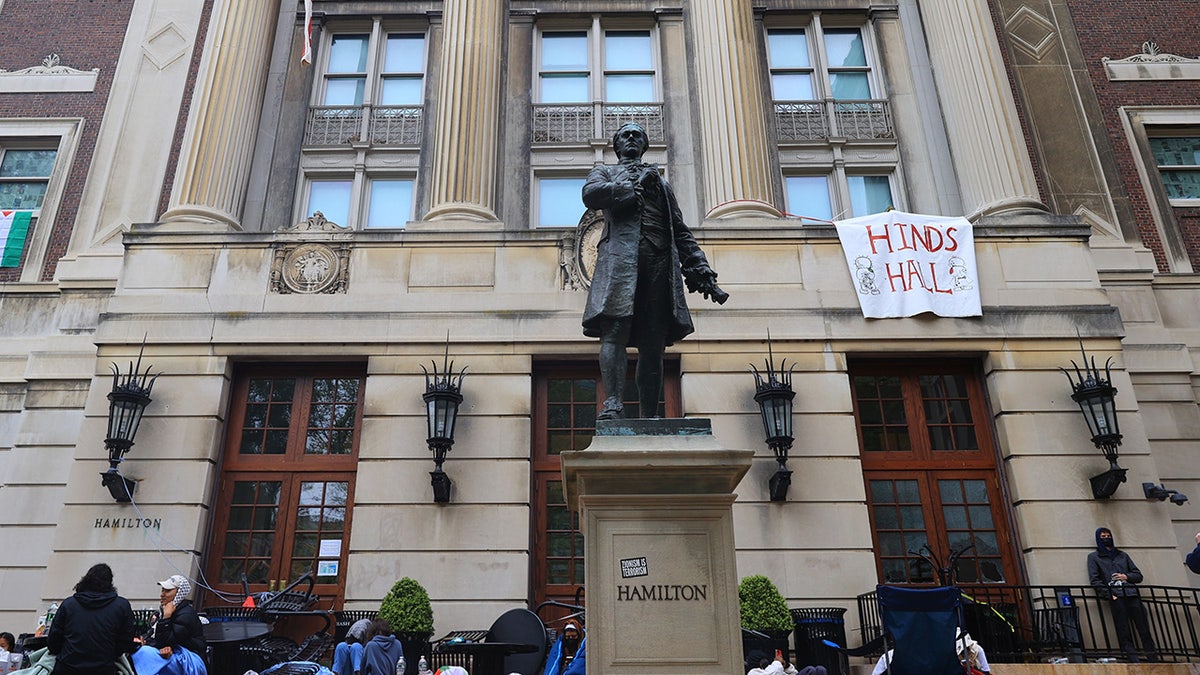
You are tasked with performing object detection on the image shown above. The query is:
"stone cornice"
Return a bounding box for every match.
[0,54,99,93]
[1103,41,1200,81]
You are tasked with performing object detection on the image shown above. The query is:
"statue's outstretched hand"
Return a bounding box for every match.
[684,265,729,305]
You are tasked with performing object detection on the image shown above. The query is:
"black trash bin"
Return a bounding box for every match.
[791,607,849,675]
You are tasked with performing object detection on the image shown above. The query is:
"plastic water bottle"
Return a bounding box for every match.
[417,656,430,675]
[395,656,406,675]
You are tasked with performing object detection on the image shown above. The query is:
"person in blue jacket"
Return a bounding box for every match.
[1186,532,1200,574]
[359,620,404,675]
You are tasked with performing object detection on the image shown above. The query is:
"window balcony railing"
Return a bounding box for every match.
[304,105,423,147]
[856,583,1200,663]
[532,102,664,144]
[774,99,894,142]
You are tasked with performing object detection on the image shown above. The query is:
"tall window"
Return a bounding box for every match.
[532,21,662,144]
[1121,109,1200,272]
[767,18,898,222]
[299,22,426,228]
[852,362,1019,586]
[207,366,365,607]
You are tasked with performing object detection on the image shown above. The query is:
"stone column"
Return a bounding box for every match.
[916,0,1046,217]
[160,0,281,229]
[686,0,781,219]
[422,0,504,222]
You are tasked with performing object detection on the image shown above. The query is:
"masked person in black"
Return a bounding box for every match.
[1086,527,1158,662]
[47,563,137,675]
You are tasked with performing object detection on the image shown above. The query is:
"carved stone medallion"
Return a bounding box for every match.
[559,209,605,290]
[271,242,350,294]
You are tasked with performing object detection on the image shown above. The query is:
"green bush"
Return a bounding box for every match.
[378,577,434,636]
[738,574,793,632]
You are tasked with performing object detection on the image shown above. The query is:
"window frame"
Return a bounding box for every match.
[534,19,661,105]
[851,360,1021,587]
[767,15,898,223]
[0,119,81,281]
[533,172,589,229]
[1120,106,1199,273]
[297,19,427,228]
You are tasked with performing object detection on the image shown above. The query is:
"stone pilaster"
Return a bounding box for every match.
[916,0,1046,217]
[160,0,281,229]
[686,0,781,219]
[423,0,504,222]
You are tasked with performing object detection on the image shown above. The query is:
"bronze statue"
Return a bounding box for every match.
[581,122,727,420]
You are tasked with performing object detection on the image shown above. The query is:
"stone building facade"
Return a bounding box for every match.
[0,0,1197,641]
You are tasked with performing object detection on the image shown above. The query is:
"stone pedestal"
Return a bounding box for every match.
[561,419,753,675]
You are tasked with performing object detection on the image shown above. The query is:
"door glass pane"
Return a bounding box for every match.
[306,378,361,454]
[307,180,353,227]
[543,479,583,587]
[538,177,586,227]
[367,179,413,228]
[824,29,867,67]
[868,479,930,584]
[219,481,281,583]
[240,379,294,455]
[290,481,350,582]
[854,375,908,452]
[605,31,651,71]
[847,176,893,216]
[768,30,809,69]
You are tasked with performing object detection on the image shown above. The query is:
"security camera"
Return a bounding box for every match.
[1170,492,1189,506]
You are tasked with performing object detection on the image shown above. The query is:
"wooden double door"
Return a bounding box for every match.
[205,367,364,606]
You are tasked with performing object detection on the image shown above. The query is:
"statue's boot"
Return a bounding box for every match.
[597,396,624,420]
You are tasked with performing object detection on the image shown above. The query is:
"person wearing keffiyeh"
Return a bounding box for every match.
[333,619,374,675]
[131,575,207,675]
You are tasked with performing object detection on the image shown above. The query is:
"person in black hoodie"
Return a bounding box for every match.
[146,574,207,672]
[1086,527,1158,662]
[1186,532,1200,575]
[47,563,136,675]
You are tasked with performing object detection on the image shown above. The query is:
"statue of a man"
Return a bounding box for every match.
[581,122,727,420]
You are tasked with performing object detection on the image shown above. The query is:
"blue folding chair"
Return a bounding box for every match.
[875,585,963,675]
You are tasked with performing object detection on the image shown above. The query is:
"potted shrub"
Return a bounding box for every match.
[739,574,794,671]
[379,577,434,675]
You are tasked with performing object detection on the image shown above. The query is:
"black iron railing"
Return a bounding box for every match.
[856,584,1200,663]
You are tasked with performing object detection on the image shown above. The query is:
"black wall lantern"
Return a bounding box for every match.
[1060,339,1124,499]
[751,335,796,502]
[102,347,159,502]
[422,340,467,504]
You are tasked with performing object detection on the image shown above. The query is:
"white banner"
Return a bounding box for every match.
[834,210,981,318]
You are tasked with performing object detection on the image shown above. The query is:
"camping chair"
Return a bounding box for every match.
[823,586,964,675]
[875,585,964,675]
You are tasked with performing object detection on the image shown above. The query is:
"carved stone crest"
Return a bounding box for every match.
[271,242,350,294]
[559,209,605,290]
